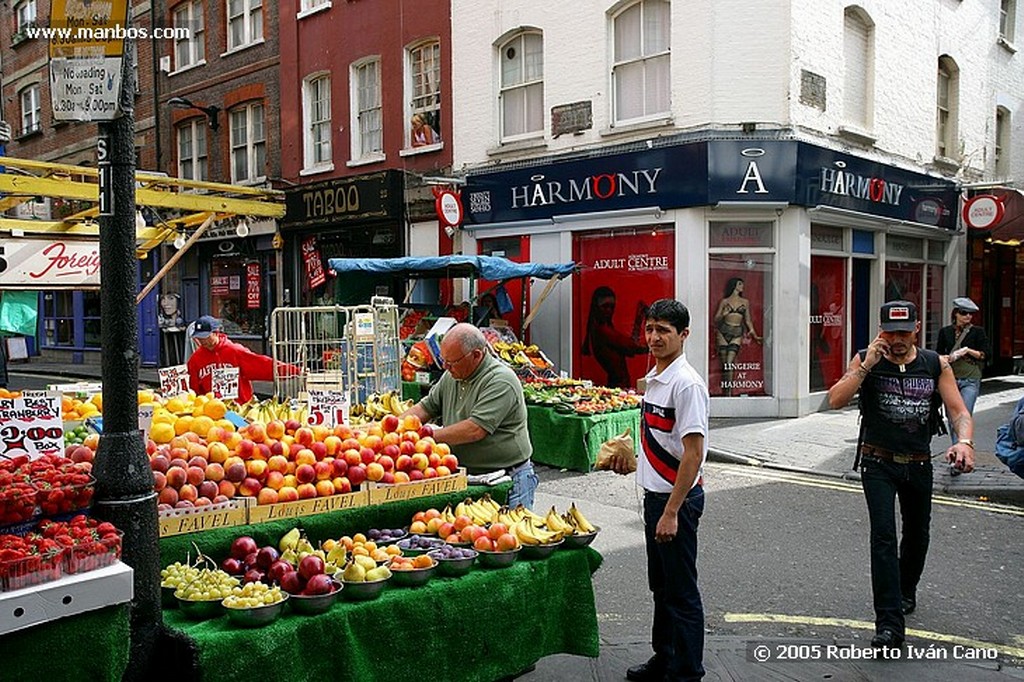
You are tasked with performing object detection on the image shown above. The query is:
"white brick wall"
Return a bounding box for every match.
[453,0,1023,186]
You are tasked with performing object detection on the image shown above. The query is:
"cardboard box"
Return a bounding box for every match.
[0,561,133,636]
[246,489,369,524]
[158,498,253,538]
[366,468,468,506]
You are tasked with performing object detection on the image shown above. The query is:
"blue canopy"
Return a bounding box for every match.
[328,255,576,280]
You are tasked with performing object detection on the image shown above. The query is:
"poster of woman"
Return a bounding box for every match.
[708,257,770,396]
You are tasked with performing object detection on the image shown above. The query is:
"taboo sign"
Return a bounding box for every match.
[0,237,102,289]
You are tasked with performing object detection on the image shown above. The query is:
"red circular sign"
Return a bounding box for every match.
[435,190,463,227]
[962,195,1005,230]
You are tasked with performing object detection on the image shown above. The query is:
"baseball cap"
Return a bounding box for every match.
[191,315,222,339]
[880,301,918,332]
[952,297,979,313]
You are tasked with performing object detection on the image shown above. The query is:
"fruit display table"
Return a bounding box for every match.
[527,405,641,472]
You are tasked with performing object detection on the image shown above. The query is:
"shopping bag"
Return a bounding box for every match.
[995,422,1024,480]
[595,427,637,473]
[0,291,39,337]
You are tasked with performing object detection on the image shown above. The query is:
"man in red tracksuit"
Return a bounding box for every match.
[187,316,293,403]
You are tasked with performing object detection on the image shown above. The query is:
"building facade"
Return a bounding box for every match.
[450,0,1023,416]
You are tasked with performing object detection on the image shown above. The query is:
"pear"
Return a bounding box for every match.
[326,544,347,566]
[342,559,367,582]
[365,566,391,582]
[354,555,377,572]
[280,548,299,567]
[278,527,301,553]
[296,538,316,555]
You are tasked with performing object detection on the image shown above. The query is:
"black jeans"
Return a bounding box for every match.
[644,486,705,681]
[860,456,933,636]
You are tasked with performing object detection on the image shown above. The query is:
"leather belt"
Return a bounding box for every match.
[860,444,930,464]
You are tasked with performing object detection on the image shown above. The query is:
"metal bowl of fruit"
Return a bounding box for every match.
[388,557,438,588]
[175,595,225,620]
[519,538,565,560]
[366,527,407,546]
[341,575,390,601]
[223,594,289,628]
[288,579,342,615]
[427,547,478,577]
[476,547,520,569]
[395,535,445,557]
[562,528,601,549]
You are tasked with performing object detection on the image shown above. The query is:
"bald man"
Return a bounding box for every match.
[402,323,537,508]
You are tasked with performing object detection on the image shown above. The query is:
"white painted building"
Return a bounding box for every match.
[441,0,1024,416]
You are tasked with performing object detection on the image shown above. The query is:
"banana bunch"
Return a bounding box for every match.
[544,506,575,535]
[349,390,413,424]
[513,517,562,545]
[238,397,309,425]
[454,494,501,526]
[565,502,598,535]
[503,503,546,526]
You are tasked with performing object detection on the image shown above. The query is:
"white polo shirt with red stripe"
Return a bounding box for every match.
[636,352,710,494]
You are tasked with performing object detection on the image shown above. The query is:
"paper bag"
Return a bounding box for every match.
[595,427,637,472]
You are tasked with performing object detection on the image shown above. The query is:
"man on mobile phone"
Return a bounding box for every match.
[827,300,973,652]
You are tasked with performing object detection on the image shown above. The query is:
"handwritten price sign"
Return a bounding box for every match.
[307,390,349,427]
[0,391,63,460]
[211,367,240,401]
[159,365,191,397]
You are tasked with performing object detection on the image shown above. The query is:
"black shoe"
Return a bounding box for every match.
[626,657,665,682]
[871,629,905,649]
[950,465,962,477]
[901,597,916,615]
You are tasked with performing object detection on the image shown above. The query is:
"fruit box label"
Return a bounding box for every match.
[368,472,467,505]
[158,507,249,537]
[247,490,369,524]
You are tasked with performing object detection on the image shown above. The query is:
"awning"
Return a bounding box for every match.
[974,188,1024,243]
[327,255,576,281]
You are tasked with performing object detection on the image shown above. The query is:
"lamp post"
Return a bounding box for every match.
[167,96,221,131]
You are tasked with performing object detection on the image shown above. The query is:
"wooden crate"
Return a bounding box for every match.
[158,498,253,537]
[366,468,468,506]
[246,489,369,524]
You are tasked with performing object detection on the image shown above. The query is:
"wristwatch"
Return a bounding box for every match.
[959,439,975,448]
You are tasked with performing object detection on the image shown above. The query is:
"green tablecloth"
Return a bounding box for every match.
[401,380,431,402]
[528,405,641,472]
[165,548,600,682]
[3,604,131,681]
[161,483,600,682]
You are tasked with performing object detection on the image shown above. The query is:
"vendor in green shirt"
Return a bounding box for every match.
[403,323,538,508]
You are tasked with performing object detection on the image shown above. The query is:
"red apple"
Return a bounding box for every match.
[221,557,244,575]
[268,559,292,583]
[256,546,280,571]
[231,536,258,560]
[303,573,335,595]
[280,570,305,595]
[298,554,325,580]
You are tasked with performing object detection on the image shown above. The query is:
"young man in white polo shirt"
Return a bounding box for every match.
[611,299,709,682]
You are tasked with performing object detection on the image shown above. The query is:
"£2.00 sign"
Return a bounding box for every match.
[0,391,63,460]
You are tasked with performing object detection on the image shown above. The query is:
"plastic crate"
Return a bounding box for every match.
[0,551,64,592]
[0,484,38,526]
[63,532,122,575]
[34,477,95,517]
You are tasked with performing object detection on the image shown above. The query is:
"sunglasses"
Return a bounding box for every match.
[955,309,974,315]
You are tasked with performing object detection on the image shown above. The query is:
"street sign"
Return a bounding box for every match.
[48,0,131,122]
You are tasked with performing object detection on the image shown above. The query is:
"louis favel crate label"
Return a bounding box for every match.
[246,490,369,524]
[367,470,467,505]
[158,505,250,537]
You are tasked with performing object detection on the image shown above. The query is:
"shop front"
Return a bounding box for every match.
[281,171,405,307]
[463,136,959,417]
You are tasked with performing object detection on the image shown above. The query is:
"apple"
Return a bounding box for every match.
[298,554,326,581]
[231,536,259,560]
[256,546,280,571]
[221,557,244,575]
[280,570,305,595]
[381,414,400,433]
[243,568,264,584]
[303,573,335,595]
[244,552,258,568]
[268,559,292,584]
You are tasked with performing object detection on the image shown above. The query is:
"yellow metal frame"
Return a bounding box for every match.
[0,156,285,258]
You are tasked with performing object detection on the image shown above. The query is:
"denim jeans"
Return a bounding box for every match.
[860,456,933,637]
[644,486,705,681]
[505,461,538,510]
[946,378,981,444]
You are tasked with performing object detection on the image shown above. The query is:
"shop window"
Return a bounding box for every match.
[499,31,544,141]
[42,291,74,347]
[925,264,945,350]
[406,40,442,149]
[611,0,670,125]
[210,256,265,336]
[708,254,774,397]
[810,256,847,392]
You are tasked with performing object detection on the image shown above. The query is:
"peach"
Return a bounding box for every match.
[208,442,231,464]
[186,466,206,487]
[411,453,429,471]
[267,455,289,473]
[239,477,262,497]
[266,471,285,491]
[311,442,328,461]
[158,486,178,506]
[377,455,395,472]
[359,447,376,465]
[343,449,362,467]
[400,414,422,432]
[366,462,385,482]
[194,497,212,507]
[363,435,383,453]
[437,521,455,539]
[246,459,268,481]
[440,453,458,470]
[269,440,290,458]
[413,439,433,455]
[295,463,317,484]
[166,466,188,489]
[332,477,352,494]
[265,420,286,440]
[426,517,443,534]
[315,480,335,497]
[198,480,219,500]
[256,488,279,505]
[236,439,255,459]
[381,414,400,433]
[474,535,494,552]
[423,467,438,479]
[282,474,298,489]
[295,427,315,447]
[393,471,410,484]
[247,423,267,443]
[152,471,167,492]
[206,426,227,443]
[256,444,272,461]
[218,480,237,499]
[409,469,424,481]
[488,523,508,540]
[295,448,317,467]
[315,460,334,481]
[453,515,473,531]
[150,455,170,473]
[395,454,413,472]
[178,483,198,503]
[435,443,452,457]
[496,533,519,551]
[277,486,299,502]
[225,462,247,483]
[312,425,331,442]
[347,464,367,486]
[296,483,318,500]
[333,424,354,440]
[427,452,442,469]
[435,465,452,477]
[323,435,342,456]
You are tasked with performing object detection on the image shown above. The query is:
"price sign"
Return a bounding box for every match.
[0,391,63,460]
[138,404,154,439]
[307,390,349,427]
[159,365,191,397]
[47,382,103,396]
[415,371,431,385]
[211,367,239,401]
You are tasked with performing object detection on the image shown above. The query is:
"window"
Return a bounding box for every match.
[20,85,41,136]
[351,58,382,160]
[1001,0,1017,42]
[177,120,208,181]
[499,31,544,140]
[407,40,441,148]
[227,0,262,50]
[612,0,670,124]
[936,56,959,159]
[843,7,873,129]
[42,292,75,348]
[174,1,205,69]
[996,106,1011,177]
[230,102,266,183]
[300,0,329,10]
[15,0,36,31]
[303,74,332,169]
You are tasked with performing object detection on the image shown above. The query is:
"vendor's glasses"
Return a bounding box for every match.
[442,350,473,368]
